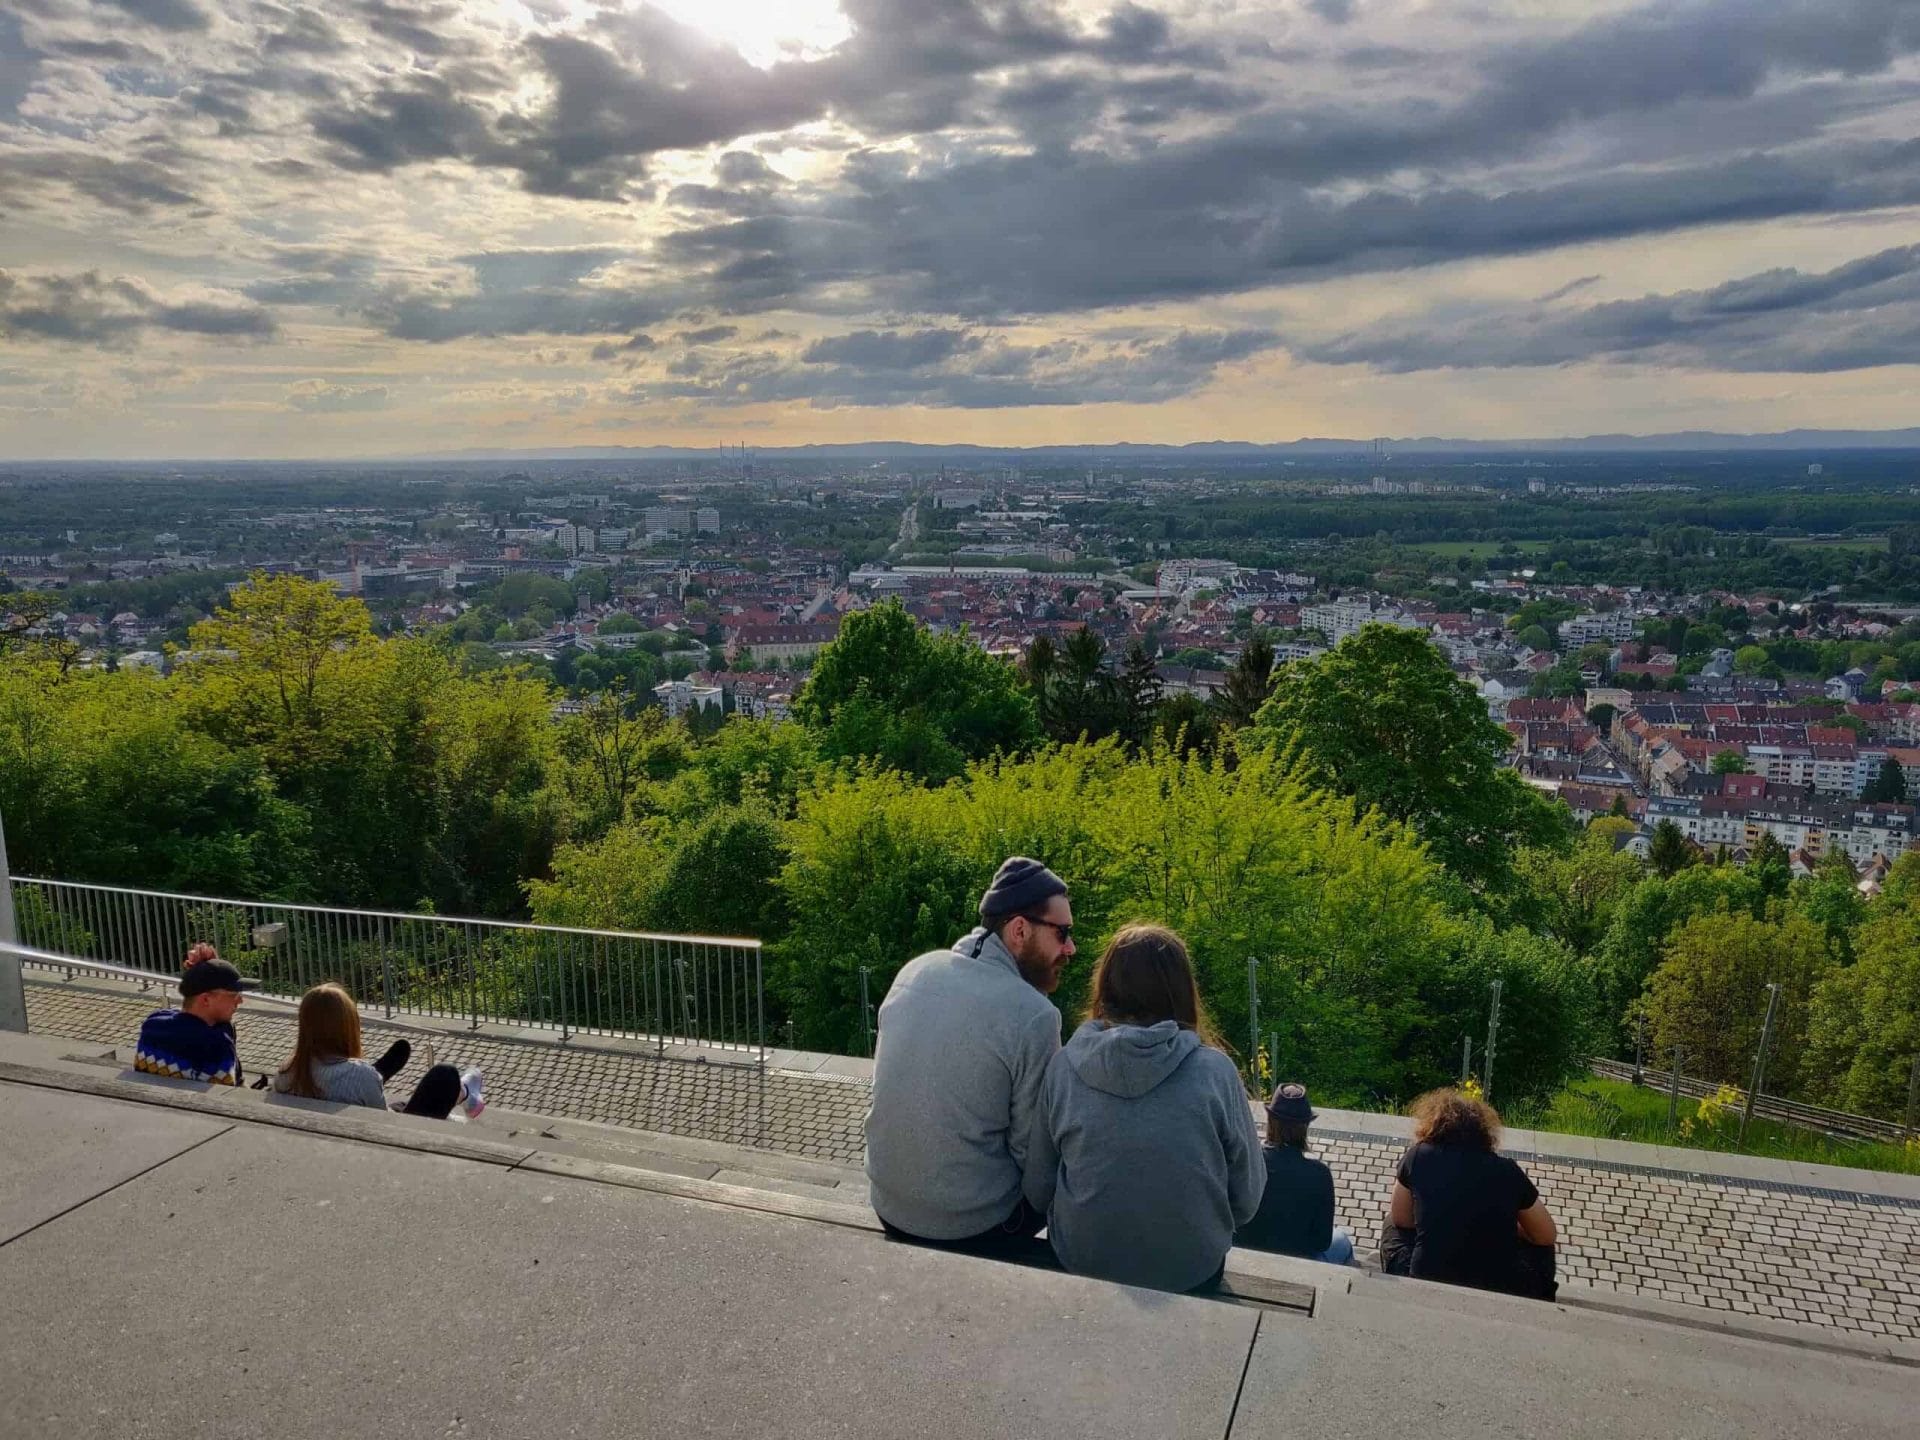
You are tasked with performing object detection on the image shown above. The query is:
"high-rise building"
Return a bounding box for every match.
[645,507,693,537]
[696,507,721,534]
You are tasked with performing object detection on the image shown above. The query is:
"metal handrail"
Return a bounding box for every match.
[1,942,483,1045]
[7,876,768,1067]
[16,876,760,950]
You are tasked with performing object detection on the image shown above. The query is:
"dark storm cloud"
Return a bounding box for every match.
[802,328,982,368]
[652,135,1920,319]
[287,379,389,411]
[310,74,500,173]
[243,245,380,306]
[0,12,38,120]
[357,247,668,341]
[589,332,658,361]
[104,0,211,33]
[0,150,199,213]
[297,0,1200,199]
[623,324,1280,408]
[0,270,274,344]
[1298,244,1920,374]
[11,0,1920,396]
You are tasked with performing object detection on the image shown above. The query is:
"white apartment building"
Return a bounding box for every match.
[1299,597,1422,645]
[652,678,723,719]
[1558,611,1637,647]
[696,507,721,534]
[645,507,693,537]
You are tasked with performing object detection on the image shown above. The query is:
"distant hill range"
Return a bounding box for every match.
[429,427,1920,461]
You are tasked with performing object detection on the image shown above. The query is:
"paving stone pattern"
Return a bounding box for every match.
[26,979,1920,1340]
[24,980,870,1162]
[1318,1135,1920,1340]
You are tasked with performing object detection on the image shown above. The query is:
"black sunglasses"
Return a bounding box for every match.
[1020,916,1073,944]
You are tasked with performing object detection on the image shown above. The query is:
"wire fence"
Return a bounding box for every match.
[10,876,766,1068]
[1590,1057,1913,1145]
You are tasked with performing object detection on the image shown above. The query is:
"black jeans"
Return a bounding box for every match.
[1380,1224,1557,1301]
[373,1042,465,1119]
[400,1064,465,1119]
[880,1196,1047,1256]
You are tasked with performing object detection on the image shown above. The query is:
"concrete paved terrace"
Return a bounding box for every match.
[23,972,1920,1344]
[3,1039,1918,1440]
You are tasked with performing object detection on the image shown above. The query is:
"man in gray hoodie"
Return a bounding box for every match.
[865,857,1074,1249]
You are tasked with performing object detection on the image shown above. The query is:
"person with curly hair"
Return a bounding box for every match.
[1381,1087,1558,1299]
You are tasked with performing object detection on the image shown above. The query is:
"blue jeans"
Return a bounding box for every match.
[1318,1226,1355,1266]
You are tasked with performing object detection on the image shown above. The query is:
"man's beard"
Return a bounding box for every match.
[1010,933,1059,993]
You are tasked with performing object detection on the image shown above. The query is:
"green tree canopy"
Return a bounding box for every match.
[1806,880,1920,1117]
[1862,757,1908,804]
[792,600,1038,782]
[1252,624,1568,894]
[1213,634,1277,730]
[1643,908,1833,1096]
[1647,819,1697,878]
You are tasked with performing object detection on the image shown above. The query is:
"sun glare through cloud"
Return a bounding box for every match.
[646,0,854,65]
[2,0,1920,457]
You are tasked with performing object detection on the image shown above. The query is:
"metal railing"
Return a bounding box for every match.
[9,876,766,1068]
[1591,1057,1915,1145]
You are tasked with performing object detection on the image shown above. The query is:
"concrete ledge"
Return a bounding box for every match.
[0,1058,539,1170]
[1341,1265,1920,1370]
[486,1104,863,1187]
[1556,1281,1920,1369]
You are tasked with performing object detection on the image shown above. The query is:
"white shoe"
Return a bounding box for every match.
[459,1068,486,1119]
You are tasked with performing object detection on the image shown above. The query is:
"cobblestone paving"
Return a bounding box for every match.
[25,979,1920,1340]
[1319,1135,1920,1341]
[24,980,871,1162]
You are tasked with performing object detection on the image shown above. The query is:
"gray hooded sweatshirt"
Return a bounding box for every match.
[866,928,1064,1240]
[270,1056,391,1110]
[1025,1020,1265,1292]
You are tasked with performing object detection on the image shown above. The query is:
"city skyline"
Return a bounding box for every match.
[4,0,1920,458]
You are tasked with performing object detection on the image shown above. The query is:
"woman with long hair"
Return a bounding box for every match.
[1022,923,1264,1292]
[1382,1087,1558,1299]
[272,983,485,1119]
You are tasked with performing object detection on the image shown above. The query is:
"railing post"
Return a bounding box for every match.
[859,965,874,1057]
[1903,1053,1919,1141]
[0,802,24,1033]
[1246,956,1259,1087]
[1484,978,1503,1102]
[1668,1047,1685,1127]
[1739,983,1781,1149]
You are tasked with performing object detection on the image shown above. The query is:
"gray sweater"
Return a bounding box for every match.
[270,1056,392,1110]
[1025,1020,1265,1292]
[865,928,1064,1240]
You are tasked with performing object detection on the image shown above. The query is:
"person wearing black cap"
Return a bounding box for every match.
[1234,1082,1354,1265]
[865,856,1075,1252]
[133,947,259,1086]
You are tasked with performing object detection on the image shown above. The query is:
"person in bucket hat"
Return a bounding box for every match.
[1235,1081,1355,1265]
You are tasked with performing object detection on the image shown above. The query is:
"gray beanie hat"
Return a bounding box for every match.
[978,855,1068,921]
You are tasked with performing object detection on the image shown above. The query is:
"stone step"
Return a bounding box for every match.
[484,1104,867,1197]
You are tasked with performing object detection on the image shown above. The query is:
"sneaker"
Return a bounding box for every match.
[459,1068,486,1119]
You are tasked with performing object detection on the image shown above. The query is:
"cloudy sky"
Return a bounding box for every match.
[3,0,1920,457]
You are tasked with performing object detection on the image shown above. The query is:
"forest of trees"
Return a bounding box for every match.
[4,578,1917,1117]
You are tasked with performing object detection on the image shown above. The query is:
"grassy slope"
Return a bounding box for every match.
[1505,1077,1920,1177]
